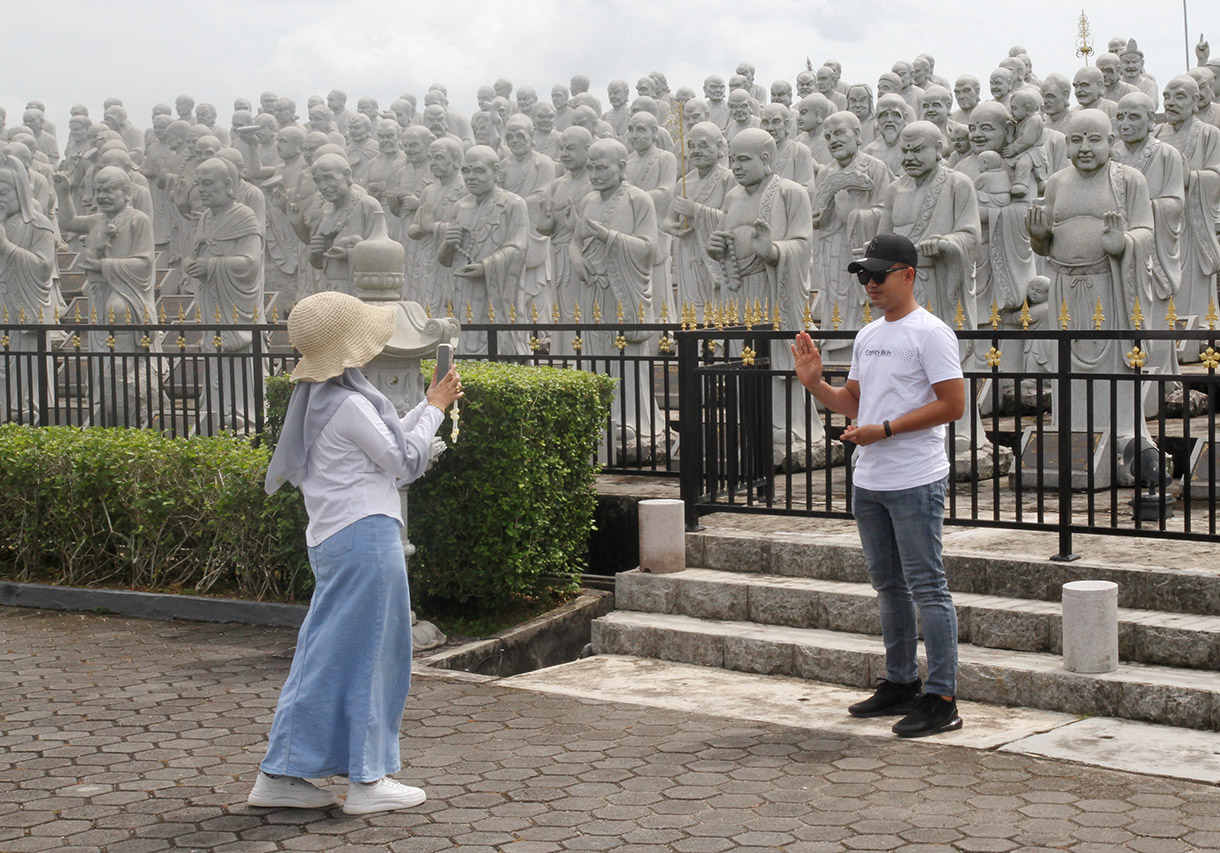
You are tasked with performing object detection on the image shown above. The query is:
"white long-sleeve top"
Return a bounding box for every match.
[299,396,444,547]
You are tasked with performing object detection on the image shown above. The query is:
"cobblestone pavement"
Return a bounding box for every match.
[2,607,1219,853]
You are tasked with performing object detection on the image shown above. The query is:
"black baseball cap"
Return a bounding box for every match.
[847,233,918,274]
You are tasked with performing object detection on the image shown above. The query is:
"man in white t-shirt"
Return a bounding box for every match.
[792,233,965,738]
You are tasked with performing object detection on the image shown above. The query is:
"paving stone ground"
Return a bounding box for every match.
[2,606,1218,853]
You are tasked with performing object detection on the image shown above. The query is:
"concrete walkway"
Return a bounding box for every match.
[3,606,1219,852]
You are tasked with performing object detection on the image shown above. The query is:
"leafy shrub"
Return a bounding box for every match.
[409,361,614,611]
[0,424,311,601]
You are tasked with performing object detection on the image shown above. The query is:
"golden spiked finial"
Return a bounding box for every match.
[1019,298,1032,331]
[214,303,222,323]
[744,301,755,330]
[487,303,496,323]
[863,301,873,324]
[1129,295,1143,330]
[109,306,116,324]
[1207,300,1218,330]
[509,303,517,323]
[551,302,560,323]
[53,305,60,323]
[447,301,456,319]
[465,302,473,323]
[659,301,670,324]
[1092,298,1105,330]
[1075,9,1095,64]
[177,303,184,322]
[75,303,82,323]
[772,303,781,330]
[637,301,646,323]
[832,301,842,330]
[37,306,44,323]
[613,300,622,323]
[91,306,98,323]
[233,306,240,323]
[593,300,602,323]
[252,306,259,323]
[926,299,932,313]
[213,333,223,351]
[530,301,539,323]
[1165,296,1178,329]
[802,299,813,330]
[573,302,583,323]
[124,306,132,323]
[953,299,965,330]
[424,303,432,318]
[271,304,280,323]
[17,307,25,323]
[989,299,1000,330]
[143,306,152,323]
[1059,298,1071,330]
[158,303,167,324]
[194,304,202,323]
[701,302,713,329]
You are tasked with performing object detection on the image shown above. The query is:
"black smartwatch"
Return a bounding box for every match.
[883,420,893,438]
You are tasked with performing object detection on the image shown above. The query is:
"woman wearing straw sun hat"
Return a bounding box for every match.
[248,290,462,814]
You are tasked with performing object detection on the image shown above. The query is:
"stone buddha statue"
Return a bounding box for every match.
[663,121,733,316]
[796,71,816,99]
[537,126,592,346]
[795,94,833,164]
[1073,67,1117,120]
[846,84,877,145]
[951,75,981,125]
[761,103,814,194]
[501,114,557,325]
[407,137,467,316]
[1041,73,1074,134]
[704,75,730,131]
[725,89,759,143]
[624,111,678,321]
[552,85,573,131]
[307,152,388,294]
[604,80,632,139]
[815,66,847,111]
[863,94,909,176]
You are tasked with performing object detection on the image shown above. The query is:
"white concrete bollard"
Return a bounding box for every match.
[1061,580,1119,673]
[638,499,685,574]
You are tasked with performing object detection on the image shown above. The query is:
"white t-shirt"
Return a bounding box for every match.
[298,396,444,546]
[847,307,963,491]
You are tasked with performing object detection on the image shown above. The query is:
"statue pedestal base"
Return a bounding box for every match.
[1012,428,1113,491]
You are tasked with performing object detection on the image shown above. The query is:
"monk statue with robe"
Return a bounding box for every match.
[500,115,556,325]
[1115,92,1184,389]
[663,121,734,317]
[760,103,815,195]
[812,111,890,363]
[184,158,265,433]
[0,156,55,422]
[538,126,593,354]
[1028,110,1157,453]
[53,166,162,425]
[624,111,678,322]
[439,146,529,355]
[708,129,824,466]
[308,153,389,295]
[1155,75,1220,357]
[877,122,986,455]
[386,126,435,301]
[572,138,668,460]
[406,138,466,316]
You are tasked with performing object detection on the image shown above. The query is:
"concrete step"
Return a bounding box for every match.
[591,610,1220,730]
[616,568,1220,670]
[687,529,1220,616]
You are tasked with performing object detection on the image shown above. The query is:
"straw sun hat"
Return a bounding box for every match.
[288,291,397,382]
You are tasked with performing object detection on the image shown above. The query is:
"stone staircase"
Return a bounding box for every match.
[592,523,1220,730]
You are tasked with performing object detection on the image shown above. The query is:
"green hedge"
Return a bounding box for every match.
[0,424,311,600]
[0,362,612,614]
[410,361,615,611]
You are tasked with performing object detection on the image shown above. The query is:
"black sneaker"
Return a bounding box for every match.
[891,693,963,737]
[847,678,922,718]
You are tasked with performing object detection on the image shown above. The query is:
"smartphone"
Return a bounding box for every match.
[435,343,453,382]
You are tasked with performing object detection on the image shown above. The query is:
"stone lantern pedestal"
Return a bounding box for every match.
[352,237,460,649]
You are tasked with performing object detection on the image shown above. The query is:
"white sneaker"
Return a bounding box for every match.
[247,771,337,808]
[343,777,427,814]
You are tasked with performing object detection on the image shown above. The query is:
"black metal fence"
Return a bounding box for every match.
[5,318,1220,558]
[677,326,1220,559]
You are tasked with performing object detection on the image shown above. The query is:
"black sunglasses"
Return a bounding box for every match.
[856,265,907,286]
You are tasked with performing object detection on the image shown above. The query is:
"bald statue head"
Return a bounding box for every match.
[823,110,862,164]
[626,110,658,154]
[587,137,628,194]
[954,75,981,112]
[1065,108,1113,174]
[1041,73,1072,118]
[796,93,833,133]
[1115,91,1156,145]
[727,88,752,122]
[558,124,593,171]
[728,128,777,189]
[686,121,725,171]
[93,165,133,216]
[683,97,711,127]
[195,157,239,208]
[460,145,500,199]
[760,103,792,143]
[919,85,952,126]
[898,120,943,178]
[311,152,355,204]
[1073,66,1105,107]
[1163,74,1202,127]
[503,114,534,157]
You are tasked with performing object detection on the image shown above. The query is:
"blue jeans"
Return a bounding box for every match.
[852,477,958,697]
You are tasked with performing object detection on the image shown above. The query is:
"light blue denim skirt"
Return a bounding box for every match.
[261,514,413,782]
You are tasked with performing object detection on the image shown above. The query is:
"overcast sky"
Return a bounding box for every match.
[1,1,1214,130]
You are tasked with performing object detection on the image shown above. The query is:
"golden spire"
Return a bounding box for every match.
[424,303,432,318]
[1165,296,1178,329]
[1059,298,1071,330]
[551,302,560,323]
[659,300,670,324]
[465,302,473,323]
[831,301,842,330]
[593,300,602,323]
[530,301,539,323]
[1092,298,1105,330]
[863,301,873,324]
[1075,9,1094,64]
[801,299,813,330]
[487,303,495,323]
[1207,300,1218,330]
[573,302,583,323]
[508,303,517,323]
[989,299,1000,330]
[953,299,965,330]
[1129,295,1142,330]
[616,300,624,324]
[1019,298,1032,331]
[771,303,781,330]
[109,307,116,324]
